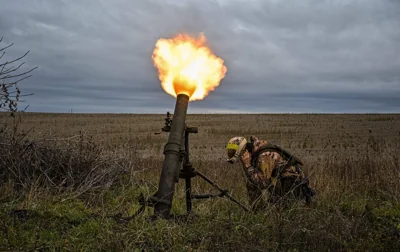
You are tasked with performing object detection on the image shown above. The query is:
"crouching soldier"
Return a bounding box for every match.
[226,135,315,211]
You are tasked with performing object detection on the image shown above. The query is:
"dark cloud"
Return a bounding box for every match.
[1,0,399,113]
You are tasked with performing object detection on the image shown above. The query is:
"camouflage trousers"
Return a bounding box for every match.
[246,176,314,212]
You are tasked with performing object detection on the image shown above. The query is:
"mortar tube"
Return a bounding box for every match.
[154,93,189,218]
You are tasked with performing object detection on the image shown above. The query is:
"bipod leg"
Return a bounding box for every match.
[185,175,192,214]
[195,170,250,212]
[179,165,197,215]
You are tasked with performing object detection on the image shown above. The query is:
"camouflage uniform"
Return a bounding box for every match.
[228,135,314,211]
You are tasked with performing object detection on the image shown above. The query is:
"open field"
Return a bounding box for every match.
[6,112,400,157]
[1,113,400,251]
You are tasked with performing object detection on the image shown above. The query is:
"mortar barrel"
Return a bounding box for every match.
[154,93,189,218]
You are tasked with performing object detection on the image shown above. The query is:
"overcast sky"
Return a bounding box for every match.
[1,0,399,113]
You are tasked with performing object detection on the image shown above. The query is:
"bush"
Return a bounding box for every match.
[0,131,130,198]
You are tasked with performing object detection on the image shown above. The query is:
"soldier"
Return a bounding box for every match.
[226,135,315,211]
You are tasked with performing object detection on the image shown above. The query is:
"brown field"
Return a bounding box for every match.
[10,112,400,155]
[5,112,400,206]
[1,112,400,251]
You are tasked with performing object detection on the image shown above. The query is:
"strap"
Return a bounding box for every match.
[250,143,304,168]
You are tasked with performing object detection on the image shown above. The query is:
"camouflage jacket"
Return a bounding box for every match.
[239,136,303,189]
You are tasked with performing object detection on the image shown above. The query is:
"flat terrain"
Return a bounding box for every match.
[11,112,400,156]
[1,113,399,251]
[5,112,400,206]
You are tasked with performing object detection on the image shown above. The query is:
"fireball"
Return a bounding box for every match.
[152,33,227,101]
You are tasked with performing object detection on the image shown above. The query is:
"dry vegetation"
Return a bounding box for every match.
[1,112,400,251]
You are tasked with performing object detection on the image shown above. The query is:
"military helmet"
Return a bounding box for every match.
[226,136,247,163]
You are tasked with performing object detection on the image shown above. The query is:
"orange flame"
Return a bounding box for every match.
[152,33,227,101]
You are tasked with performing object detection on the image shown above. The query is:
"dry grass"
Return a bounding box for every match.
[0,112,399,251]
[6,112,400,195]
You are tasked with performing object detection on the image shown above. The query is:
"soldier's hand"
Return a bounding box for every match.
[227,158,234,164]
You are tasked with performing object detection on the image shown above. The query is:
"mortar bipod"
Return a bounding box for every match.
[177,124,250,214]
[142,112,250,217]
